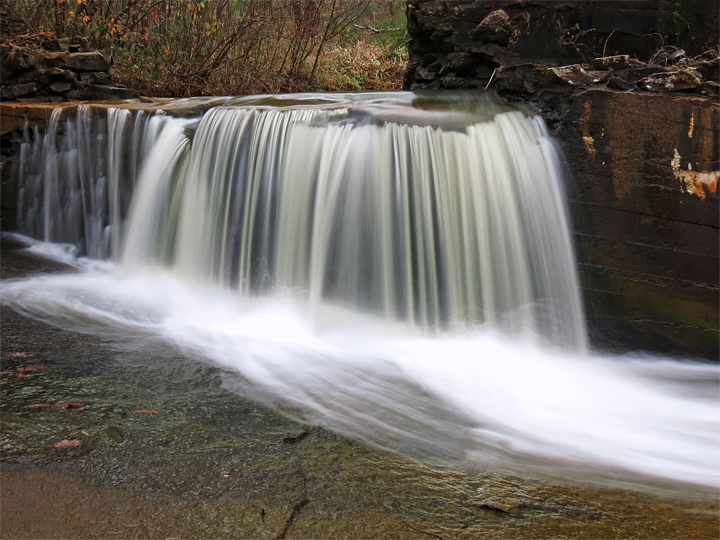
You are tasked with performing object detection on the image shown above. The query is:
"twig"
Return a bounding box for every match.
[399,519,443,540]
[484,67,497,90]
[602,27,619,58]
[353,24,401,34]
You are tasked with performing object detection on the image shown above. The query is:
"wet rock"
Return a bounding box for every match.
[592,55,631,70]
[67,52,110,72]
[638,69,702,92]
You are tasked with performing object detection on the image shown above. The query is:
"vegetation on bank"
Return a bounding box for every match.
[0,0,408,96]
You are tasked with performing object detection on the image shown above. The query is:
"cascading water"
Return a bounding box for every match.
[2,92,718,490]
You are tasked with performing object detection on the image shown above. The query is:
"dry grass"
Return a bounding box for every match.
[318,41,407,92]
[1,0,408,97]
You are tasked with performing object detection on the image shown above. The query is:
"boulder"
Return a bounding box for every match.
[67,52,110,72]
[46,68,77,82]
[89,85,131,100]
[1,83,39,100]
[473,9,512,47]
[637,69,702,92]
[78,72,112,85]
[592,55,631,70]
[549,65,593,88]
[49,82,73,94]
[43,52,68,68]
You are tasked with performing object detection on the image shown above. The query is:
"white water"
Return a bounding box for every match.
[4,92,719,490]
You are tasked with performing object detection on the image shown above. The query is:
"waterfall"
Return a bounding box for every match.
[14,92,586,350]
[7,92,717,489]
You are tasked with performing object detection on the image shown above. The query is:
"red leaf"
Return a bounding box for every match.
[135,409,159,414]
[9,352,34,358]
[53,439,81,448]
[56,402,85,409]
[17,365,46,372]
[16,373,27,379]
[0,371,13,376]
[26,403,52,408]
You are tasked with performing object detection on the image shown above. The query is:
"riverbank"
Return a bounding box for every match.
[1,237,718,539]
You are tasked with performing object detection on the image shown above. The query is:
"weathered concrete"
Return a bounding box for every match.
[562,90,718,357]
[404,0,719,359]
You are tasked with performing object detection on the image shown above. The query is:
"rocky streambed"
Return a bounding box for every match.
[1,237,718,539]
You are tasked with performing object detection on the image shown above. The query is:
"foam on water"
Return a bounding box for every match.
[1,241,718,490]
[4,92,719,492]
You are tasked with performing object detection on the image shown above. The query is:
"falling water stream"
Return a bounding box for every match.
[2,92,718,490]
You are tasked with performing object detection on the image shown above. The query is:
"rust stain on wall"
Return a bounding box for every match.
[671,149,719,200]
[575,100,596,159]
[687,112,695,138]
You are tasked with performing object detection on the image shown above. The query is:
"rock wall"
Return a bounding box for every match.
[406,1,719,359]
[406,0,719,93]
[1,38,130,103]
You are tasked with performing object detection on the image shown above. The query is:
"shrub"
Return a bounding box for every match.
[0,0,408,96]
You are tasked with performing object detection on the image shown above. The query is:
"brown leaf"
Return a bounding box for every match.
[53,439,81,448]
[26,403,52,408]
[17,365,46,372]
[56,402,85,409]
[135,409,159,414]
[9,352,34,358]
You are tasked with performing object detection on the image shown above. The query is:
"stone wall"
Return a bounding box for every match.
[405,1,719,359]
[406,0,719,93]
[1,38,130,103]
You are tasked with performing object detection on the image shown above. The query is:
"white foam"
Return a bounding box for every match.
[2,265,717,490]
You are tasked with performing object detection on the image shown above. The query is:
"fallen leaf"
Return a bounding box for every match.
[53,439,81,448]
[81,430,91,436]
[9,352,34,358]
[15,373,27,379]
[56,402,85,409]
[17,365,46,373]
[135,409,159,414]
[26,403,52,408]
[0,371,13,376]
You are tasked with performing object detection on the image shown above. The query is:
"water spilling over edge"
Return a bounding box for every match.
[3,91,718,491]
